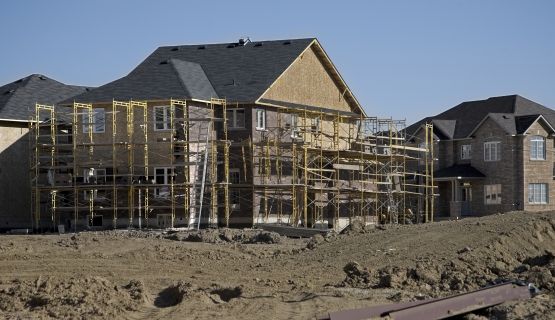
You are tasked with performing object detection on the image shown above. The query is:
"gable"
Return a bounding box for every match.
[471,116,508,139]
[524,117,554,136]
[260,44,356,113]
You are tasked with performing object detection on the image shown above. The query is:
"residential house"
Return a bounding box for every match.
[0,74,88,231]
[407,95,555,218]
[30,38,432,231]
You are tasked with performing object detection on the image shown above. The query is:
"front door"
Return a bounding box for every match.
[461,185,472,216]
[157,214,172,228]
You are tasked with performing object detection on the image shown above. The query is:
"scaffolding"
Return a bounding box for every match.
[30,99,435,232]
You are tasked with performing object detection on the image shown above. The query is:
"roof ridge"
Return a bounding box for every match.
[157,37,317,49]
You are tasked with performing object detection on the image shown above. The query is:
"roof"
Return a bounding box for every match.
[407,95,555,140]
[66,38,316,104]
[434,164,485,180]
[0,74,89,121]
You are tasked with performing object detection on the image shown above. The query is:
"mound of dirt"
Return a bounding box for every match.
[341,261,371,287]
[0,276,146,319]
[165,229,283,244]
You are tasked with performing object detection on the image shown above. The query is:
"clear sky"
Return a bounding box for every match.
[1,0,554,123]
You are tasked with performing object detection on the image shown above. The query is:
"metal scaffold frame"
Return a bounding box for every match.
[30,99,435,232]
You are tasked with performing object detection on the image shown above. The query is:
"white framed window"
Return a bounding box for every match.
[255,109,266,130]
[154,167,174,198]
[461,144,472,160]
[154,106,172,131]
[290,113,300,138]
[484,141,501,162]
[83,168,106,184]
[484,184,502,205]
[311,117,320,132]
[528,183,548,204]
[226,109,245,129]
[530,136,546,160]
[83,108,105,133]
[229,168,240,184]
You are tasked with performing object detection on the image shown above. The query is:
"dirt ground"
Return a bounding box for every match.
[0,211,554,320]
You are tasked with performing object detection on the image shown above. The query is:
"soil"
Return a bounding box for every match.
[0,211,554,319]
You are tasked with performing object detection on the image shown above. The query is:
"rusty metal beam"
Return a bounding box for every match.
[318,282,535,320]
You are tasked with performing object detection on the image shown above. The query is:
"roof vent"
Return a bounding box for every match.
[198,45,206,50]
[4,89,15,95]
[503,115,509,119]
[238,37,251,46]
[38,75,46,80]
[170,47,179,51]
[283,41,291,45]
[160,60,170,65]
[254,42,263,47]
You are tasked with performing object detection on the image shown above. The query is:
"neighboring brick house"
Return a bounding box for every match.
[406,95,555,218]
[0,75,88,231]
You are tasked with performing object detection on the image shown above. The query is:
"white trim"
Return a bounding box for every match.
[523,115,555,135]
[530,135,546,160]
[153,106,171,131]
[484,184,502,205]
[528,183,548,204]
[483,141,501,162]
[255,108,266,130]
[0,118,34,123]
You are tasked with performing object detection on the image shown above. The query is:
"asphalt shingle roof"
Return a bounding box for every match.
[434,164,485,179]
[407,95,555,139]
[66,38,316,104]
[0,74,88,121]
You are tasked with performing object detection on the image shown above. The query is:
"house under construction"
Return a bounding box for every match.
[29,38,435,231]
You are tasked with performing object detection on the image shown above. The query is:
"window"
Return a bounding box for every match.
[154,106,171,130]
[83,108,105,133]
[530,136,546,160]
[290,114,300,138]
[484,184,502,205]
[231,190,240,210]
[255,109,266,130]
[229,168,240,184]
[84,190,100,200]
[154,167,174,198]
[528,183,548,204]
[83,168,106,184]
[226,109,245,129]
[311,117,320,132]
[461,144,472,160]
[484,141,501,162]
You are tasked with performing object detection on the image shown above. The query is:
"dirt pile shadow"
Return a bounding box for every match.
[165,229,282,244]
[154,282,243,308]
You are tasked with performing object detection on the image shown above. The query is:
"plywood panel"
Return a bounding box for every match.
[261,46,354,112]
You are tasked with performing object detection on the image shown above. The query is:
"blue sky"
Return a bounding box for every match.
[1,0,554,123]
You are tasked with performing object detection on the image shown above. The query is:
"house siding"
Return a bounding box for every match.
[470,118,518,215]
[0,122,31,230]
[261,45,353,112]
[522,121,555,211]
